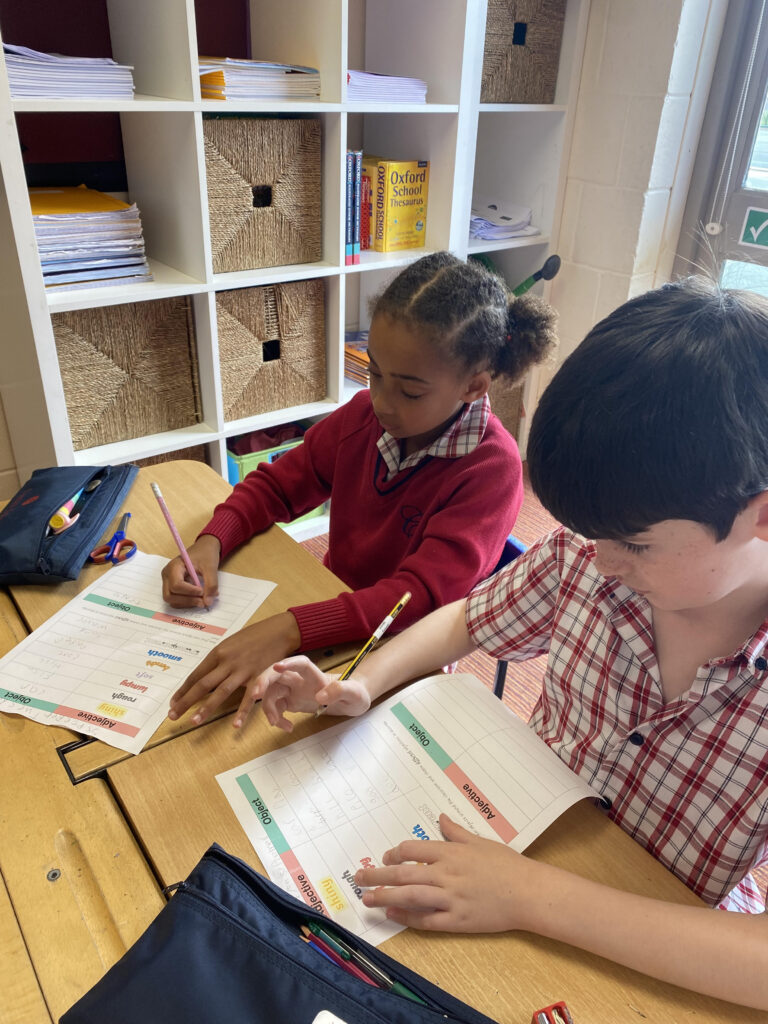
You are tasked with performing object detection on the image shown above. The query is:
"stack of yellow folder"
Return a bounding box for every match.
[28,185,152,290]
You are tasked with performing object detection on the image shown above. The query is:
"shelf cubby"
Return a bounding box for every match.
[0,0,589,485]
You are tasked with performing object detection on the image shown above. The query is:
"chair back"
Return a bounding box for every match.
[491,534,527,698]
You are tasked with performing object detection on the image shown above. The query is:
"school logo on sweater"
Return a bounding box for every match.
[400,505,422,537]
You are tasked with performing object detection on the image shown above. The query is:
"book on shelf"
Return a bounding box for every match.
[3,43,135,99]
[28,185,152,290]
[360,154,379,250]
[469,195,541,241]
[344,151,354,266]
[346,68,427,103]
[344,330,370,386]
[344,149,363,266]
[360,173,371,252]
[368,156,429,252]
[198,56,320,100]
[352,150,362,264]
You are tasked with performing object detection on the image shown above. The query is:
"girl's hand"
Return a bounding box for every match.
[353,814,536,933]
[161,534,221,609]
[257,655,373,731]
[168,612,300,727]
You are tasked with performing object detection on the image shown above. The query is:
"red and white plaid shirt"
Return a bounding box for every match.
[377,395,490,481]
[466,527,768,912]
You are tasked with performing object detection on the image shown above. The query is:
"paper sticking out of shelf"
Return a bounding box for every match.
[344,330,369,387]
[3,42,135,99]
[28,185,153,290]
[470,196,541,241]
[198,56,320,100]
[346,69,427,103]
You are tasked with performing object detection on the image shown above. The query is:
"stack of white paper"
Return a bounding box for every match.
[29,186,153,291]
[199,57,320,100]
[346,69,427,103]
[3,43,135,99]
[470,196,540,240]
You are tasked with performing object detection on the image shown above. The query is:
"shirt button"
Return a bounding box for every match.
[755,657,768,671]
[628,731,644,746]
[599,795,613,810]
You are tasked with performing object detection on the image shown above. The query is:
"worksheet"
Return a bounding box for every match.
[217,673,598,945]
[0,551,275,754]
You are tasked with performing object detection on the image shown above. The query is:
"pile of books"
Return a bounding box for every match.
[29,185,153,290]
[3,43,135,99]
[469,195,540,241]
[344,331,370,386]
[351,154,429,253]
[199,57,320,100]
[346,69,427,103]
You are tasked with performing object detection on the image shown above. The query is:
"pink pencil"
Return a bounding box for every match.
[150,481,202,589]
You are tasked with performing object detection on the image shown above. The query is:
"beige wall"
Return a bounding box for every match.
[548,0,728,372]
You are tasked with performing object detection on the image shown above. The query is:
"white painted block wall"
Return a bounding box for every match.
[548,0,729,374]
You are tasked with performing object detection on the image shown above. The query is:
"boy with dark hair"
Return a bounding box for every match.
[256,277,768,1009]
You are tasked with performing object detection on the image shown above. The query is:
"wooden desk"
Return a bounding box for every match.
[1,458,355,1019]
[0,586,163,1023]
[108,704,765,1024]
[0,592,51,1024]
[8,460,354,781]
[2,461,763,1021]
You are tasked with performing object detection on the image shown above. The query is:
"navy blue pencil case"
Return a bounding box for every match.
[0,464,138,585]
[60,843,501,1024]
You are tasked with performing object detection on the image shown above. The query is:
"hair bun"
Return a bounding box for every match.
[499,294,558,380]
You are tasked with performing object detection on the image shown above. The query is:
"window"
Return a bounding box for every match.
[675,1,768,294]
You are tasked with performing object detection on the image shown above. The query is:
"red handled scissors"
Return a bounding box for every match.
[89,512,138,564]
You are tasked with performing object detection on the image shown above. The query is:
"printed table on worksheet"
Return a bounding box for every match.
[0,551,275,753]
[217,673,597,945]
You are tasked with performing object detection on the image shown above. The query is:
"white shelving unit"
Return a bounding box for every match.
[0,0,589,494]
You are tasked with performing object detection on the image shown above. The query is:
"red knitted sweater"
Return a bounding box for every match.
[201,391,523,649]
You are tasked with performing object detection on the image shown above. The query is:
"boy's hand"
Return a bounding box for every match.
[161,534,221,608]
[167,612,301,727]
[353,813,533,933]
[257,655,373,731]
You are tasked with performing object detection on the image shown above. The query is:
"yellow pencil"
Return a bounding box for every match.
[315,591,411,717]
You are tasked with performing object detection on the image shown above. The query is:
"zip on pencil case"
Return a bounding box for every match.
[0,463,138,585]
[60,843,502,1024]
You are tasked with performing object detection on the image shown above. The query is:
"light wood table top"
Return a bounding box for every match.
[0,870,51,1024]
[0,592,52,1024]
[108,702,765,1024]
[0,588,164,1021]
[7,460,355,781]
[3,461,762,1022]
[0,458,356,1018]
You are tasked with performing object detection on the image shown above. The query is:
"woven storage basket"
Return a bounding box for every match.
[134,445,208,468]
[481,0,566,104]
[52,297,201,450]
[216,278,326,421]
[204,116,322,273]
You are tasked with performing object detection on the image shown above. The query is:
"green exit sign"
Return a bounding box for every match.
[739,207,768,249]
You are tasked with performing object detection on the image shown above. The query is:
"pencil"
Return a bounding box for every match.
[150,481,202,590]
[315,591,411,716]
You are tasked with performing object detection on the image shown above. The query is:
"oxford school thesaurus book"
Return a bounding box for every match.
[369,157,429,252]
